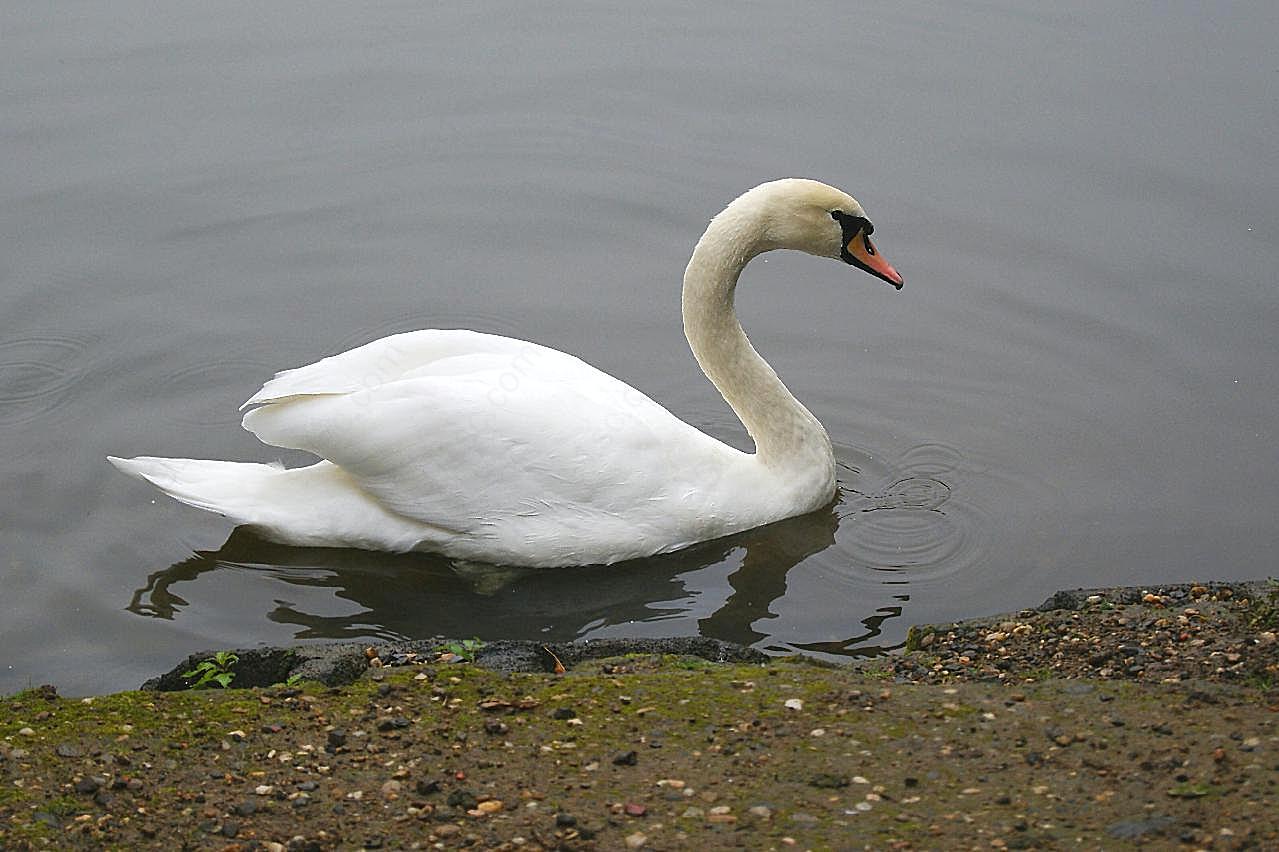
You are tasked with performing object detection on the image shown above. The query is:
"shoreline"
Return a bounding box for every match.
[3,580,1275,849]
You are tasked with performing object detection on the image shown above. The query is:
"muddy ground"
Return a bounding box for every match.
[2,581,1276,850]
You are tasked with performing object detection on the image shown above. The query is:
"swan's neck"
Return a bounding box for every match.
[681,206,835,487]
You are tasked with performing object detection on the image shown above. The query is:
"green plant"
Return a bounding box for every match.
[441,638,486,663]
[183,651,238,689]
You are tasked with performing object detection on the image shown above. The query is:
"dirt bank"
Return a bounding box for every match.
[2,581,1276,850]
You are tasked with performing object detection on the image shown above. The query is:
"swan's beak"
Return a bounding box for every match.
[844,231,903,290]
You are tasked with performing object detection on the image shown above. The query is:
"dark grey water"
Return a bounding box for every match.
[2,1,1276,695]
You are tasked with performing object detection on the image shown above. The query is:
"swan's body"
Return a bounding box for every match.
[111,179,902,567]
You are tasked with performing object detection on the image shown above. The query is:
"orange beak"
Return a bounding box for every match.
[846,231,903,290]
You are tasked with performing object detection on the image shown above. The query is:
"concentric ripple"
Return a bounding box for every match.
[0,334,91,428]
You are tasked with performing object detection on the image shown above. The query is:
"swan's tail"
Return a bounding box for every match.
[107,455,435,551]
[108,456,291,517]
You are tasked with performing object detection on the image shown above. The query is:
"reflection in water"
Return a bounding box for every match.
[126,495,919,658]
[122,443,994,663]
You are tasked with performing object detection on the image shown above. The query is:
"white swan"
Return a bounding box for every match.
[110,179,902,567]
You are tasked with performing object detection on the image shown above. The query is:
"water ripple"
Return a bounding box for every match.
[0,334,91,428]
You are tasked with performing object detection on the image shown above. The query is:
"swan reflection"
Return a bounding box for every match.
[126,498,913,658]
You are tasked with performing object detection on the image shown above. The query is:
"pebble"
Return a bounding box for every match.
[783,698,804,711]
[748,805,773,819]
[612,750,639,766]
[74,776,103,794]
[18,727,35,737]
[624,831,647,848]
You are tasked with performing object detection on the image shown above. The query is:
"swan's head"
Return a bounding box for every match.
[745,178,903,289]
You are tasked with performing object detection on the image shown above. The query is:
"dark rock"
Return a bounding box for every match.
[552,707,577,720]
[1106,814,1176,840]
[74,776,103,794]
[233,800,257,817]
[555,813,577,827]
[808,773,849,789]
[447,789,479,810]
[612,750,639,766]
[377,716,411,731]
[146,636,768,688]
[327,729,347,750]
[55,743,83,758]
[221,820,240,838]
[415,778,440,796]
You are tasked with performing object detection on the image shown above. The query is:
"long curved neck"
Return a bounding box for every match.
[681,206,834,477]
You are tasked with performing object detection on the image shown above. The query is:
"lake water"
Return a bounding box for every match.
[2,1,1276,695]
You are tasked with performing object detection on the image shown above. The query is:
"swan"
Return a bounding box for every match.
[110,179,902,567]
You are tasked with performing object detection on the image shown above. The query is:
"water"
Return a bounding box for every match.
[2,1,1276,695]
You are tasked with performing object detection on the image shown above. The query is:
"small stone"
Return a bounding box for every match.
[326,729,347,750]
[17,727,35,737]
[624,831,647,848]
[381,780,402,800]
[415,779,440,796]
[221,820,240,838]
[555,812,577,827]
[612,750,638,766]
[255,785,275,796]
[55,743,83,758]
[624,802,647,817]
[447,789,478,810]
[748,805,773,819]
[233,800,258,817]
[376,716,410,731]
[681,806,705,819]
[784,698,804,711]
[809,773,849,789]
[74,776,103,795]
[552,707,576,720]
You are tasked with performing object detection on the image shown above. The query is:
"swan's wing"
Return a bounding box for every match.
[241,329,541,408]
[241,346,744,559]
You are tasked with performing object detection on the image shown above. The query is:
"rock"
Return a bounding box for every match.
[749,805,773,819]
[1106,814,1175,839]
[326,729,347,750]
[624,831,647,848]
[624,802,647,817]
[809,773,849,789]
[55,743,83,758]
[447,789,478,810]
[74,776,103,794]
[381,780,402,800]
[233,800,258,817]
[612,750,638,766]
[376,716,410,731]
[552,707,576,720]
[555,812,577,827]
